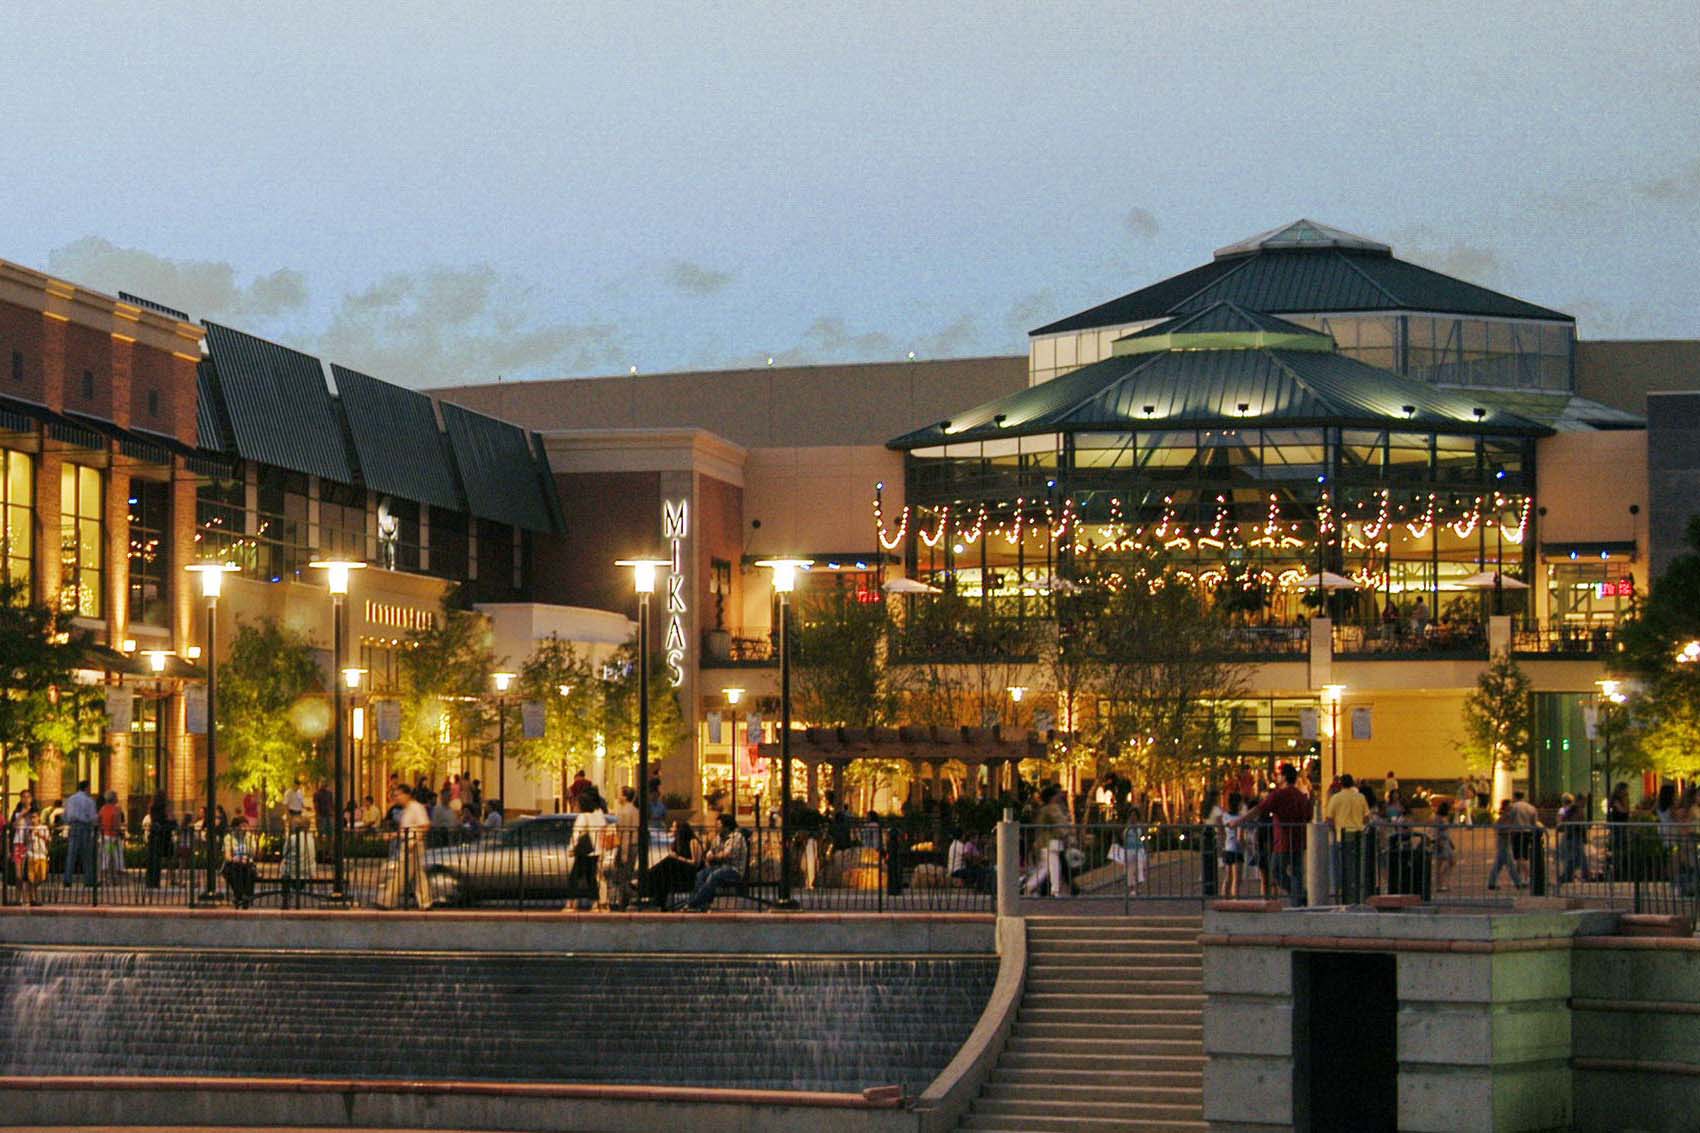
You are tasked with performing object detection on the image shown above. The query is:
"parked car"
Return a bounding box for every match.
[422,814,666,905]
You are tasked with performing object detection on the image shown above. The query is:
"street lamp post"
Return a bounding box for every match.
[1320,684,1347,789]
[616,557,671,905]
[311,559,366,899]
[185,561,238,899]
[491,672,516,808]
[756,558,812,909]
[1595,678,1627,822]
[723,687,745,822]
[141,651,172,799]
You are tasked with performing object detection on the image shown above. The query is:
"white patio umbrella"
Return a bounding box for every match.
[882,577,943,595]
[1295,571,1359,591]
[1456,571,1530,590]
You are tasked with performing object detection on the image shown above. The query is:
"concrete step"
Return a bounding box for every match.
[1018,1004,1202,1022]
[1026,951,1202,968]
[1026,932,1203,945]
[992,1068,1203,1088]
[971,1097,1203,1121]
[962,1117,1207,1133]
[1026,916,1203,927]
[1005,1037,1204,1057]
[1011,1021,1207,1042]
[997,1047,1204,1071]
[983,1082,1204,1105]
[1023,992,1205,1010]
[1025,969,1201,986]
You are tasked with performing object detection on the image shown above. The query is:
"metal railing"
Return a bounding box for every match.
[1511,624,1618,656]
[0,819,997,914]
[1009,818,1698,931]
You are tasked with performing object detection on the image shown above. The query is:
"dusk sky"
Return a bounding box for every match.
[3,3,1697,388]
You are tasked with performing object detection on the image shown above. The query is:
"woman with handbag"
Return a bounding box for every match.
[564,789,606,911]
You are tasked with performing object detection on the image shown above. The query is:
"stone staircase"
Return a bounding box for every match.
[958,914,1206,1132]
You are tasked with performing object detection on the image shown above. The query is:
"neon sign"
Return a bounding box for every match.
[663,499,688,687]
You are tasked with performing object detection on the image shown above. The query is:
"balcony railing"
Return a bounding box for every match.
[1512,624,1617,657]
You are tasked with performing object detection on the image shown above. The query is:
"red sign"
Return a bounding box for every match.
[1594,577,1635,599]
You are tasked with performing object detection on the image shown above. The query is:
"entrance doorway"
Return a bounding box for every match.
[1294,950,1397,1132]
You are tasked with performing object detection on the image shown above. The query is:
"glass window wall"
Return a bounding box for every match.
[127,477,170,627]
[60,463,103,618]
[2,448,31,594]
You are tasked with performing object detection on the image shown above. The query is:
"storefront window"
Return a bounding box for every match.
[319,480,366,562]
[59,463,102,618]
[1547,562,1635,626]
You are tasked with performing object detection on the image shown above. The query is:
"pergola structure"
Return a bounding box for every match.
[756,724,1049,808]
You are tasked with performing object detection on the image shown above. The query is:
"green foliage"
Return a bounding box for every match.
[792,589,900,727]
[598,635,687,770]
[511,635,600,795]
[393,597,496,778]
[895,590,1042,727]
[1458,650,1532,774]
[217,618,325,798]
[1088,570,1251,793]
[0,578,99,776]
[1613,519,1700,778]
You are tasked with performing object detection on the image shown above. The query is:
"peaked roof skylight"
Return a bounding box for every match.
[1213,219,1392,259]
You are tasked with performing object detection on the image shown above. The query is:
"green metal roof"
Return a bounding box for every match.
[890,303,1552,449]
[1465,390,1645,432]
[1033,220,1572,335]
[201,323,354,484]
[331,364,466,512]
[440,402,559,533]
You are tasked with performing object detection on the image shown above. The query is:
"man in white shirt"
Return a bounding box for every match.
[377,784,432,910]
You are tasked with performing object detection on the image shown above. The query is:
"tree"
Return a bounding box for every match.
[1089,568,1252,811]
[1614,517,1700,780]
[393,598,496,780]
[598,635,687,774]
[0,578,98,804]
[511,635,602,801]
[792,588,900,727]
[218,618,325,799]
[1459,651,1532,778]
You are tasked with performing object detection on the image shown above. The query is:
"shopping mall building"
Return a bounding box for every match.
[3,220,1698,818]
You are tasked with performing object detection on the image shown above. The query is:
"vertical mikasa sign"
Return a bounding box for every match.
[663,499,688,686]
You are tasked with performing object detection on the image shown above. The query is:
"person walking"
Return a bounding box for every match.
[1324,774,1371,903]
[1432,800,1457,892]
[376,784,432,910]
[564,789,608,911]
[144,793,174,890]
[1241,764,1312,905]
[10,790,36,906]
[1487,799,1525,890]
[62,780,98,887]
[1120,804,1150,896]
[686,813,748,911]
[22,805,49,907]
[1608,782,1632,881]
[97,791,125,883]
[1217,794,1249,898]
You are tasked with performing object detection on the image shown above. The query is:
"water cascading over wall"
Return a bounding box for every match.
[0,949,996,1096]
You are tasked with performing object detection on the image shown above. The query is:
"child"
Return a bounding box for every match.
[1122,805,1150,895]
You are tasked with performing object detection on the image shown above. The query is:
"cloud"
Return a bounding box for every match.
[317,265,620,385]
[1389,227,1506,285]
[664,259,734,295]
[1123,207,1159,240]
[911,314,984,357]
[765,317,895,366]
[46,236,307,320]
[1633,156,1700,203]
[1561,297,1660,339]
[1005,289,1058,333]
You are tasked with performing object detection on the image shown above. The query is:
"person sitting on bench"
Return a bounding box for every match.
[686,814,747,911]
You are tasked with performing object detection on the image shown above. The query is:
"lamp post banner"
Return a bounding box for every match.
[520,700,546,739]
[706,710,722,745]
[1351,706,1373,741]
[373,699,402,742]
[186,686,208,735]
[1299,707,1319,742]
[105,687,134,732]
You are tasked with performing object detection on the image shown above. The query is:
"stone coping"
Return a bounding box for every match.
[1199,931,1576,954]
[0,1076,903,1109]
[1572,998,1700,1015]
[1204,904,1617,942]
[1574,1058,1700,1079]
[912,916,1025,1133]
[1574,934,1700,951]
[0,907,993,924]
